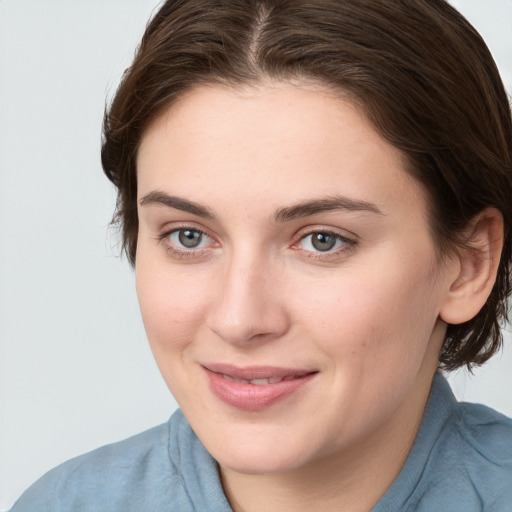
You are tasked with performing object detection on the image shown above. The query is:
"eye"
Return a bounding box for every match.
[168,228,212,250]
[298,231,351,253]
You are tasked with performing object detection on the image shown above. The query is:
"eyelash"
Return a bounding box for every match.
[293,229,357,259]
[158,226,357,260]
[158,226,215,260]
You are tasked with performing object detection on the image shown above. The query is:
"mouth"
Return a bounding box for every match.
[221,374,305,385]
[202,363,318,411]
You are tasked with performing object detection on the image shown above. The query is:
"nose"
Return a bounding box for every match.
[206,250,290,346]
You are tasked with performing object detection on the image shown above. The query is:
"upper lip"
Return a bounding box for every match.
[202,363,317,380]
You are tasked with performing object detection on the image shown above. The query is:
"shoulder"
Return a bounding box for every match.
[452,400,512,502]
[428,373,512,470]
[9,411,191,512]
[455,399,512,464]
[418,378,512,510]
[375,374,512,512]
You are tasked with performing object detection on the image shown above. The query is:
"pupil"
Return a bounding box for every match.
[178,229,202,248]
[312,233,336,251]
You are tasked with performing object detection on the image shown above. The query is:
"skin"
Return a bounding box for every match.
[135,81,476,511]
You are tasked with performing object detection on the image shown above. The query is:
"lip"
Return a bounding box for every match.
[203,363,318,412]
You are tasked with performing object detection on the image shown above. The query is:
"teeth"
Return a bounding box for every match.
[250,378,271,385]
[222,374,299,385]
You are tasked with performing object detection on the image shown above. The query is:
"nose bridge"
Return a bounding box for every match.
[206,245,287,344]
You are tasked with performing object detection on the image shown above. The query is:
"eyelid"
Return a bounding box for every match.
[158,221,216,241]
[291,226,358,258]
[293,224,358,244]
[157,223,219,258]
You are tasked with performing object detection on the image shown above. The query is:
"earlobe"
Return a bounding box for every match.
[439,207,504,325]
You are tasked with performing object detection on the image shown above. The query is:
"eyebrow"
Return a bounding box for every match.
[273,196,384,222]
[139,190,383,222]
[139,191,215,219]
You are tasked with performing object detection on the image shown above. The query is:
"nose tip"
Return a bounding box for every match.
[206,261,289,346]
[209,313,273,345]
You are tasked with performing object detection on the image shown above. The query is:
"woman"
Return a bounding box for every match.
[11,0,512,510]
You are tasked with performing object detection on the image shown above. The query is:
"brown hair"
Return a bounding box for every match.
[101,0,512,371]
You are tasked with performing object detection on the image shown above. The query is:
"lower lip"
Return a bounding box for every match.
[204,369,316,411]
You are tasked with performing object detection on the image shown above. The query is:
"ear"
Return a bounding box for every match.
[440,207,504,325]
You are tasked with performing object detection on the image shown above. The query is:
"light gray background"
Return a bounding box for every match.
[0,1,511,509]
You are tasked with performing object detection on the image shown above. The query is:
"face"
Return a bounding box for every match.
[136,81,456,476]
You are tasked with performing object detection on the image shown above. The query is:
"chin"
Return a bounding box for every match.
[206,429,317,476]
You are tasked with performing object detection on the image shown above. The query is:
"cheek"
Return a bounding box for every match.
[135,258,216,405]
[135,257,212,354]
[289,256,441,363]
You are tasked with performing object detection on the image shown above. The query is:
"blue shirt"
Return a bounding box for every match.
[9,374,512,511]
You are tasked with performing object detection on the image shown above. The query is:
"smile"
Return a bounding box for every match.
[202,364,317,411]
[221,374,303,385]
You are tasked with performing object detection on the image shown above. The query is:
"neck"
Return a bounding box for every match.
[220,364,438,512]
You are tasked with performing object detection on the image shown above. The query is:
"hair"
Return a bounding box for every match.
[101,0,512,371]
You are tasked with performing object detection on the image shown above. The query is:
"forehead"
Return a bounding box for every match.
[136,81,426,221]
